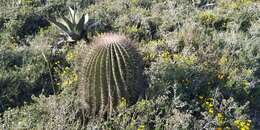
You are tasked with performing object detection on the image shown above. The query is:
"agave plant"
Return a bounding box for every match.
[77,33,146,118]
[50,7,97,43]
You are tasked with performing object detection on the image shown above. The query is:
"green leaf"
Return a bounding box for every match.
[87,19,100,30]
[76,15,86,33]
[61,16,75,32]
[84,14,89,25]
[59,19,72,32]
[75,12,81,24]
[49,18,70,34]
[68,7,76,23]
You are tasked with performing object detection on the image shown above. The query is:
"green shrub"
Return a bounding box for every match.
[0,26,57,112]
[0,45,55,112]
[0,87,81,129]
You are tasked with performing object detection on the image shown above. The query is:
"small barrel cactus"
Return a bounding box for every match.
[78,33,146,118]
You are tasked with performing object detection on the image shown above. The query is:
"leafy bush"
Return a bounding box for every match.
[0,87,81,129]
[0,44,55,112]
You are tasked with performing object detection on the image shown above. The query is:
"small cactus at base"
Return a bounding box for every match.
[78,33,146,118]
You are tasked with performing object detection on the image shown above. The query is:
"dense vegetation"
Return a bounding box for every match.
[0,0,260,129]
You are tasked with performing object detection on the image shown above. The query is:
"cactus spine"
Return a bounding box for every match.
[78,33,145,118]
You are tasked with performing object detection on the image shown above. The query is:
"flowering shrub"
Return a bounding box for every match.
[199,11,218,26]
[234,119,251,130]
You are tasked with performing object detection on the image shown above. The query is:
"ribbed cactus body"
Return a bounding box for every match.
[78,33,145,117]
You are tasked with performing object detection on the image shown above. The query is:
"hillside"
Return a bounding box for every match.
[0,0,260,129]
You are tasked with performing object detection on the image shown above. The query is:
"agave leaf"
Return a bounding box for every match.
[59,19,72,32]
[75,12,81,24]
[68,32,81,41]
[69,7,76,23]
[86,19,101,30]
[61,16,75,32]
[66,34,75,42]
[84,14,89,25]
[50,18,71,34]
[76,14,86,33]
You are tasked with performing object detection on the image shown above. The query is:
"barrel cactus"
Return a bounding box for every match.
[78,33,146,118]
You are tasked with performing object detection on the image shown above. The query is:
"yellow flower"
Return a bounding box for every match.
[215,127,222,130]
[138,124,145,130]
[55,61,60,65]
[61,69,78,87]
[217,113,223,126]
[243,69,253,77]
[125,25,140,33]
[234,119,251,130]
[172,54,197,65]
[66,50,75,62]
[118,97,127,110]
[218,56,227,66]
[219,0,252,9]
[234,120,240,125]
[161,51,171,62]
[208,108,214,115]
[208,97,213,101]
[218,74,224,80]
[199,11,217,25]
[200,97,215,115]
